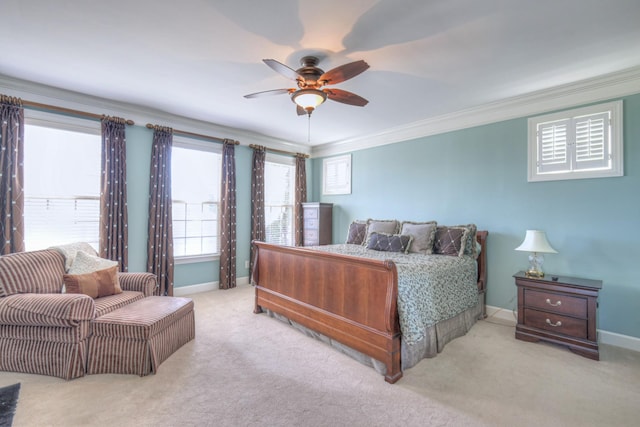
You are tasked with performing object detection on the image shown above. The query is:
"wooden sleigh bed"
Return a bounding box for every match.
[252,230,488,384]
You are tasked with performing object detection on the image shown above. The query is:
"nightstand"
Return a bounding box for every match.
[514,271,602,360]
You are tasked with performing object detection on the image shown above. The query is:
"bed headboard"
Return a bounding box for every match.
[476,230,488,294]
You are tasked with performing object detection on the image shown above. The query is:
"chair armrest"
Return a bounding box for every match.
[0,293,95,327]
[118,273,157,297]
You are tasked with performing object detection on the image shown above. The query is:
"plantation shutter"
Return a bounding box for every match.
[528,100,621,182]
[326,159,349,189]
[573,112,609,170]
[537,119,570,173]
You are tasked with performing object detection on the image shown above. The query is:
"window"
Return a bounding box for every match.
[23,113,101,251]
[264,154,295,246]
[171,139,221,260]
[323,154,351,194]
[527,101,623,182]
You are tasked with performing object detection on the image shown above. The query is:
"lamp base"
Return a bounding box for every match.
[524,269,545,278]
[525,252,545,278]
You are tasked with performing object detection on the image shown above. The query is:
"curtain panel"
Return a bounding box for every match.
[147,126,174,296]
[0,96,25,254]
[219,140,237,289]
[100,116,129,271]
[294,154,307,247]
[250,146,266,275]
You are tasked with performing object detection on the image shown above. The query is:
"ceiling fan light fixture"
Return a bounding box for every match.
[291,89,327,111]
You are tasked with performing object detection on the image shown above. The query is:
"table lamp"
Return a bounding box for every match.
[515,230,557,277]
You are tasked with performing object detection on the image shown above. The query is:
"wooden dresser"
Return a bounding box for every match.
[514,271,602,360]
[302,202,333,246]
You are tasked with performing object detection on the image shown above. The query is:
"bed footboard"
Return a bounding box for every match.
[252,241,402,383]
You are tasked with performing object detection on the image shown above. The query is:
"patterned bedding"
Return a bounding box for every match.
[310,244,478,345]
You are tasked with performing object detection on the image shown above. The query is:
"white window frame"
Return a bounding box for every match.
[323,154,351,195]
[23,110,101,251]
[264,153,296,246]
[527,101,623,182]
[172,137,222,265]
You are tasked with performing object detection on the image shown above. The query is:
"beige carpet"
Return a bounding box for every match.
[1,284,639,427]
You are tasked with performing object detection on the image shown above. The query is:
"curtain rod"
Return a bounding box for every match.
[145,123,239,145]
[19,99,134,125]
[249,144,309,159]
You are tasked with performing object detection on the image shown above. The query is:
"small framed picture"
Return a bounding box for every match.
[323,154,351,195]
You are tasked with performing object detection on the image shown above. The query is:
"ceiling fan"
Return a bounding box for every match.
[244,56,370,116]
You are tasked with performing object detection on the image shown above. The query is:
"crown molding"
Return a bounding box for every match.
[0,74,310,155]
[4,66,639,160]
[311,66,640,158]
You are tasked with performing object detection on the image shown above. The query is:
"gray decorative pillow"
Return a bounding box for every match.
[434,226,469,257]
[366,232,413,253]
[346,221,368,245]
[364,219,400,246]
[451,223,478,257]
[400,221,437,254]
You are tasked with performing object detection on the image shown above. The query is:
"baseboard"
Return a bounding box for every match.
[173,276,250,296]
[485,305,640,353]
[599,330,640,353]
[485,305,517,325]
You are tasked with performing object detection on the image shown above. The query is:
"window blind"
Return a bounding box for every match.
[264,157,295,246]
[24,197,100,251]
[171,145,221,257]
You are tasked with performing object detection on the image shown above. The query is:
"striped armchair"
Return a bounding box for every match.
[0,249,157,380]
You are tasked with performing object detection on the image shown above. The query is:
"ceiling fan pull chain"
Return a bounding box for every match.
[307,113,311,144]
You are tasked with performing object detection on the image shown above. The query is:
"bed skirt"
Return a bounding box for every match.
[264,293,485,376]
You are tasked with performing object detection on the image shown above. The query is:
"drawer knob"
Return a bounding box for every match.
[545,298,562,307]
[545,318,562,327]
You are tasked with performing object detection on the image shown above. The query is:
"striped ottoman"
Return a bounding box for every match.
[87,296,195,376]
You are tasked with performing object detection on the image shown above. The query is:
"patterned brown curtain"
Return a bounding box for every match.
[250,146,266,274]
[219,140,237,289]
[147,126,174,296]
[294,154,307,246]
[100,116,129,271]
[0,96,25,255]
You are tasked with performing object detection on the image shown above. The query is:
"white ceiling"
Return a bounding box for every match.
[2,0,640,149]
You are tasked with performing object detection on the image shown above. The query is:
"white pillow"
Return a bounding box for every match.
[68,251,118,274]
[49,242,99,272]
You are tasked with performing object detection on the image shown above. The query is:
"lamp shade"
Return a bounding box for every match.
[515,230,557,253]
[291,89,327,109]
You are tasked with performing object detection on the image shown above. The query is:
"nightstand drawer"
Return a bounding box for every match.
[523,308,587,339]
[304,218,318,229]
[524,288,587,317]
[304,230,318,245]
[303,208,318,219]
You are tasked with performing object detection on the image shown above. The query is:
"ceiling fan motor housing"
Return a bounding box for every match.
[296,56,324,89]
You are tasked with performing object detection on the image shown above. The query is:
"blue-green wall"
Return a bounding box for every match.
[311,94,640,339]
[125,125,153,272]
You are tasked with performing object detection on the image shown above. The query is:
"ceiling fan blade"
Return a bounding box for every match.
[263,59,302,81]
[324,88,369,107]
[244,88,293,99]
[318,60,369,85]
[296,105,307,116]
